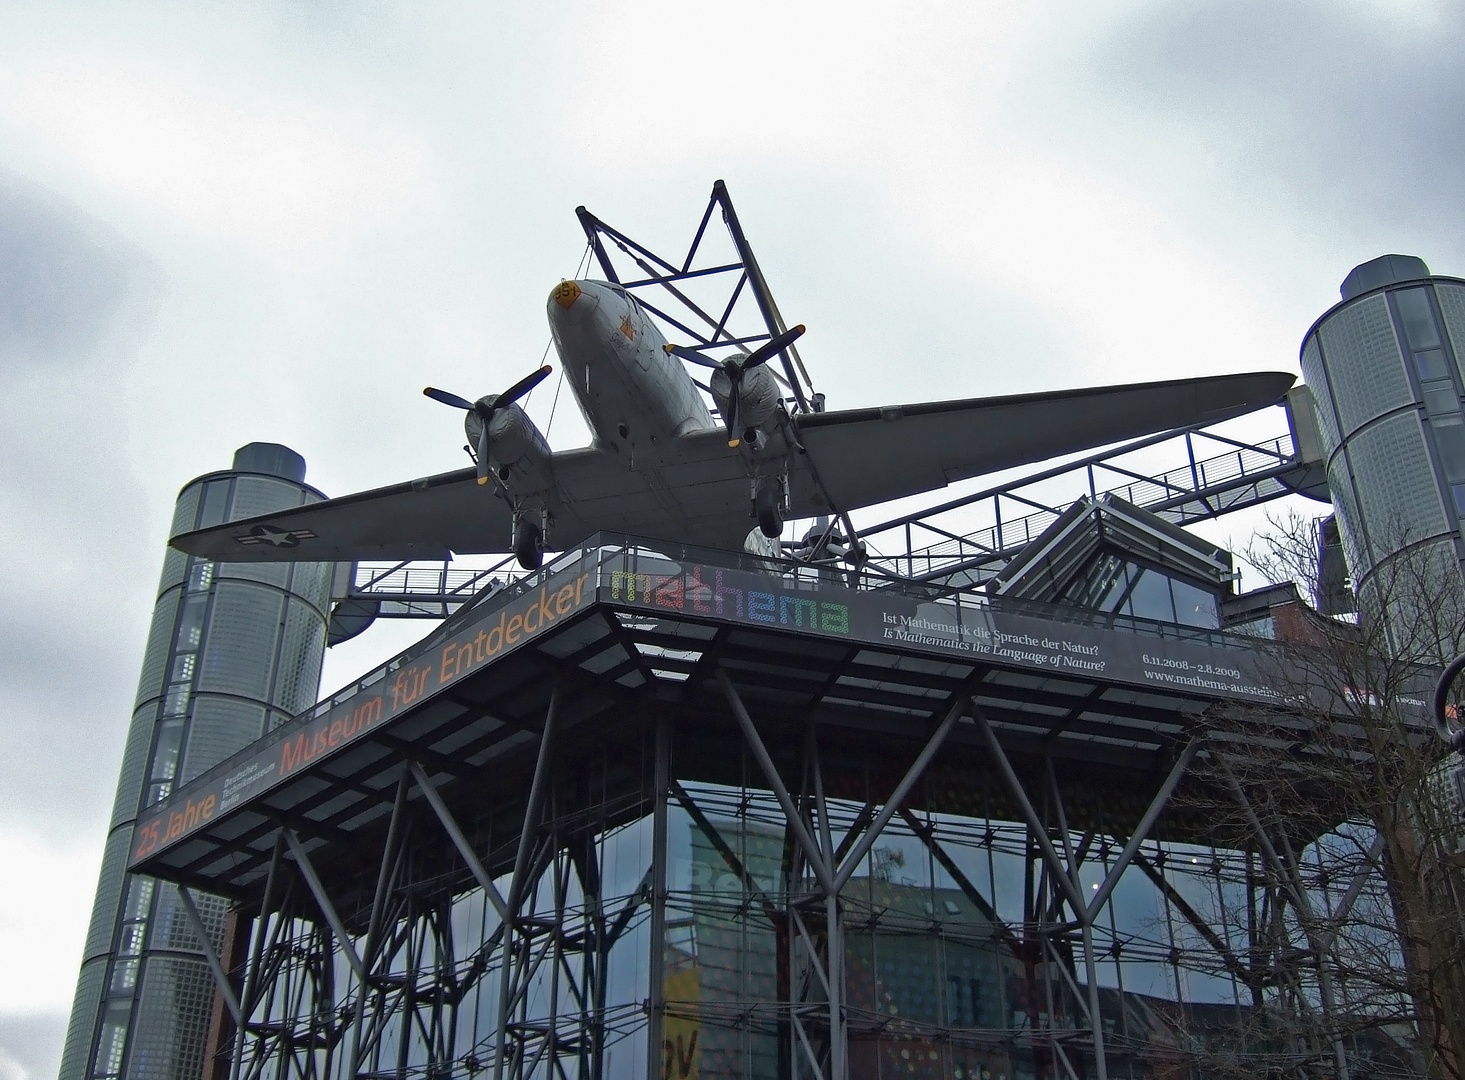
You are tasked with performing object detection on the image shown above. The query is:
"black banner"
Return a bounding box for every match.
[599,557,1286,702]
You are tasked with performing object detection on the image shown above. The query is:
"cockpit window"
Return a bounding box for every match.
[587,279,640,312]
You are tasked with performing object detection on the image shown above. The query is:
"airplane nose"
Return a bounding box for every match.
[550,280,582,309]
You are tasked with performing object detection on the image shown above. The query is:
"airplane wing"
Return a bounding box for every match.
[172,370,1293,563]
[173,465,516,563]
[168,446,722,563]
[784,370,1297,517]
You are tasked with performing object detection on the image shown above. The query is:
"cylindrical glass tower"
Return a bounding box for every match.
[1300,255,1465,658]
[61,444,333,1080]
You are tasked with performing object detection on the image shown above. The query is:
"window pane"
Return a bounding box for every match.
[1423,380,1459,417]
[1062,552,1125,612]
[123,878,154,920]
[1097,558,1135,613]
[1171,579,1220,628]
[1396,288,1442,349]
[1415,349,1449,381]
[168,652,196,682]
[150,718,185,783]
[1127,568,1177,623]
[161,683,190,718]
[197,479,231,528]
[186,559,214,591]
[109,958,139,993]
[1434,417,1465,481]
[176,594,207,651]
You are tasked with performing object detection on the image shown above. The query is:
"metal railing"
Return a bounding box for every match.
[859,417,1307,583]
[323,532,1264,717]
[338,410,1316,632]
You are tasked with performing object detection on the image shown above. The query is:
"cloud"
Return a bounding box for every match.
[0,1014,67,1080]
[0,60,435,253]
[0,178,132,369]
[0,830,99,1014]
[1095,2,1465,254]
[0,176,157,836]
[560,3,1030,172]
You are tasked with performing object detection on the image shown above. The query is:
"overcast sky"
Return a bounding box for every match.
[2,4,1462,1078]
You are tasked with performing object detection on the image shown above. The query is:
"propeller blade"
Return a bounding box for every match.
[424,387,475,410]
[664,343,723,370]
[475,423,492,486]
[742,324,805,370]
[498,365,553,407]
[726,382,742,448]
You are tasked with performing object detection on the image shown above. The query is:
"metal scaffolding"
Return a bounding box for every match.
[134,533,1411,1077]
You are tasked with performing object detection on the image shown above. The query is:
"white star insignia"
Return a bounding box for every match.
[234,524,317,548]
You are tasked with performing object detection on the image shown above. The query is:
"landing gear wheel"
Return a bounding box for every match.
[755,487,782,539]
[513,520,543,570]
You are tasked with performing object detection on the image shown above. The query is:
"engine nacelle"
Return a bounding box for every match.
[710,362,781,440]
[465,402,554,493]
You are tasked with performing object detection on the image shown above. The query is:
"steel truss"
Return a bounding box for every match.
[193,703,658,1080]
[185,653,1400,1080]
[575,179,817,416]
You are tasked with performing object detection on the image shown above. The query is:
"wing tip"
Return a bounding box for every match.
[169,527,214,556]
[1212,369,1297,412]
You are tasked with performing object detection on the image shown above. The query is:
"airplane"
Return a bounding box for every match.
[173,276,1295,571]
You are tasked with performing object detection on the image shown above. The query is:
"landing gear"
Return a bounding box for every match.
[513,517,543,570]
[754,482,783,539]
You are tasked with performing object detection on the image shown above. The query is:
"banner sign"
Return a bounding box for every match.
[600,557,1287,704]
[133,547,1423,872]
[129,560,594,868]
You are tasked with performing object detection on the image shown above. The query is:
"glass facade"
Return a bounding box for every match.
[1054,552,1220,630]
[217,723,1414,1080]
[1300,263,1465,657]
[61,447,333,1080]
[655,745,1407,1079]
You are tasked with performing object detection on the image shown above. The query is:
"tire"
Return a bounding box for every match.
[755,487,782,539]
[514,520,543,570]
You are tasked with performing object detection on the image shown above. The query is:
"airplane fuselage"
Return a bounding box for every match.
[547,279,718,454]
[528,278,787,557]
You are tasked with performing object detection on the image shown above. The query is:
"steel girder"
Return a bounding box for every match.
[191,670,1390,1080]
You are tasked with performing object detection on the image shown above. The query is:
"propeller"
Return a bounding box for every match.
[424,365,552,485]
[666,325,804,447]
